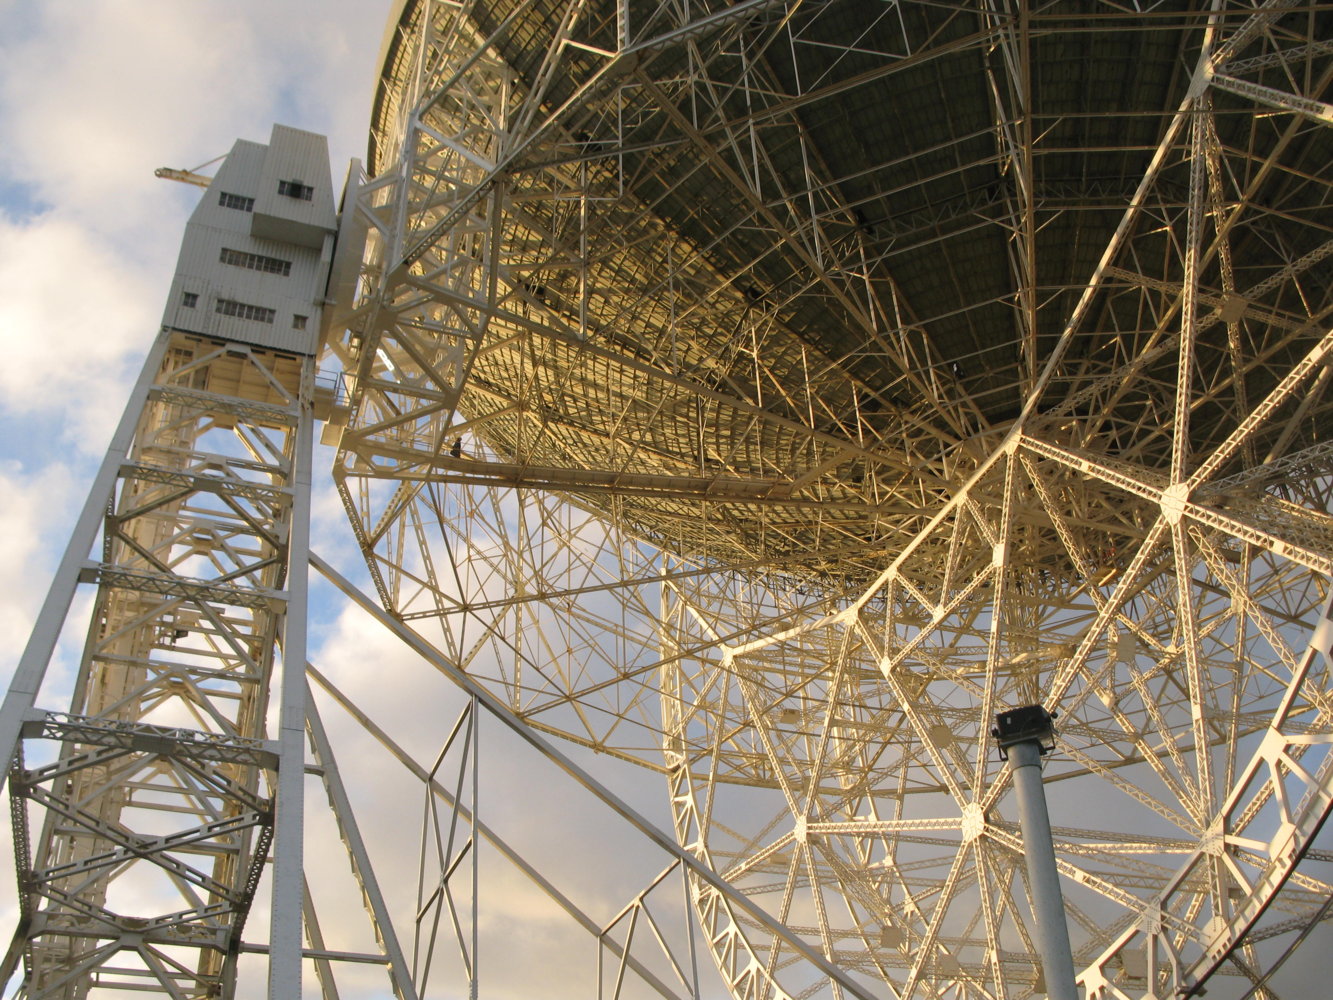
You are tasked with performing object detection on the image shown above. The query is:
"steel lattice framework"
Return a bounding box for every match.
[329,1,1333,999]
[4,1,1333,999]
[1,337,315,996]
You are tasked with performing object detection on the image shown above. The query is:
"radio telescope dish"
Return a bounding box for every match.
[332,2,1333,998]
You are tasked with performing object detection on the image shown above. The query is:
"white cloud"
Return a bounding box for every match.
[0,458,77,638]
[0,0,397,459]
[0,2,386,240]
[0,214,158,451]
[0,0,395,452]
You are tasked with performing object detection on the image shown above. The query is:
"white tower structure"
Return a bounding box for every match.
[0,125,337,998]
[5,2,1333,1000]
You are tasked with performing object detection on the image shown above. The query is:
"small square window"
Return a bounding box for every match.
[182,292,198,308]
[292,314,308,330]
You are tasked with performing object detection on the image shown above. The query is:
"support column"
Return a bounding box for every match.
[994,706,1077,1000]
[269,362,315,1000]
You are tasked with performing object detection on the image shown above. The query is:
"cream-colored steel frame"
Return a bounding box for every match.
[334,1,1333,998]
[1,333,309,997]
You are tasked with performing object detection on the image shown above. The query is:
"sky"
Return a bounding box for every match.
[0,3,707,998]
[0,0,393,632]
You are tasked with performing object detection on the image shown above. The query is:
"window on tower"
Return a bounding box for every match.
[278,179,314,201]
[215,298,276,324]
[181,292,198,308]
[220,247,292,277]
[219,191,255,212]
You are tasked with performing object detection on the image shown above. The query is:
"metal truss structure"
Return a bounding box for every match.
[328,1,1333,999]
[0,334,315,996]
[5,1,1333,999]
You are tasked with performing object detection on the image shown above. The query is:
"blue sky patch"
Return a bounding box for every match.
[0,175,49,224]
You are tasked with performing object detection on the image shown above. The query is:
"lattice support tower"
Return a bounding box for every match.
[0,126,334,999]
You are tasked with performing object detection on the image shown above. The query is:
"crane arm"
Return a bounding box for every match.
[154,167,214,188]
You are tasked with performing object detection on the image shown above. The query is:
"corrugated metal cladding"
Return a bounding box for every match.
[162,126,335,356]
[252,125,337,249]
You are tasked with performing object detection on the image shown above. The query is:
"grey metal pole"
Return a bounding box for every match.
[1008,738,1079,1000]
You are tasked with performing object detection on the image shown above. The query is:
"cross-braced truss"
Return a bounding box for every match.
[329,1,1333,998]
[2,337,309,997]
